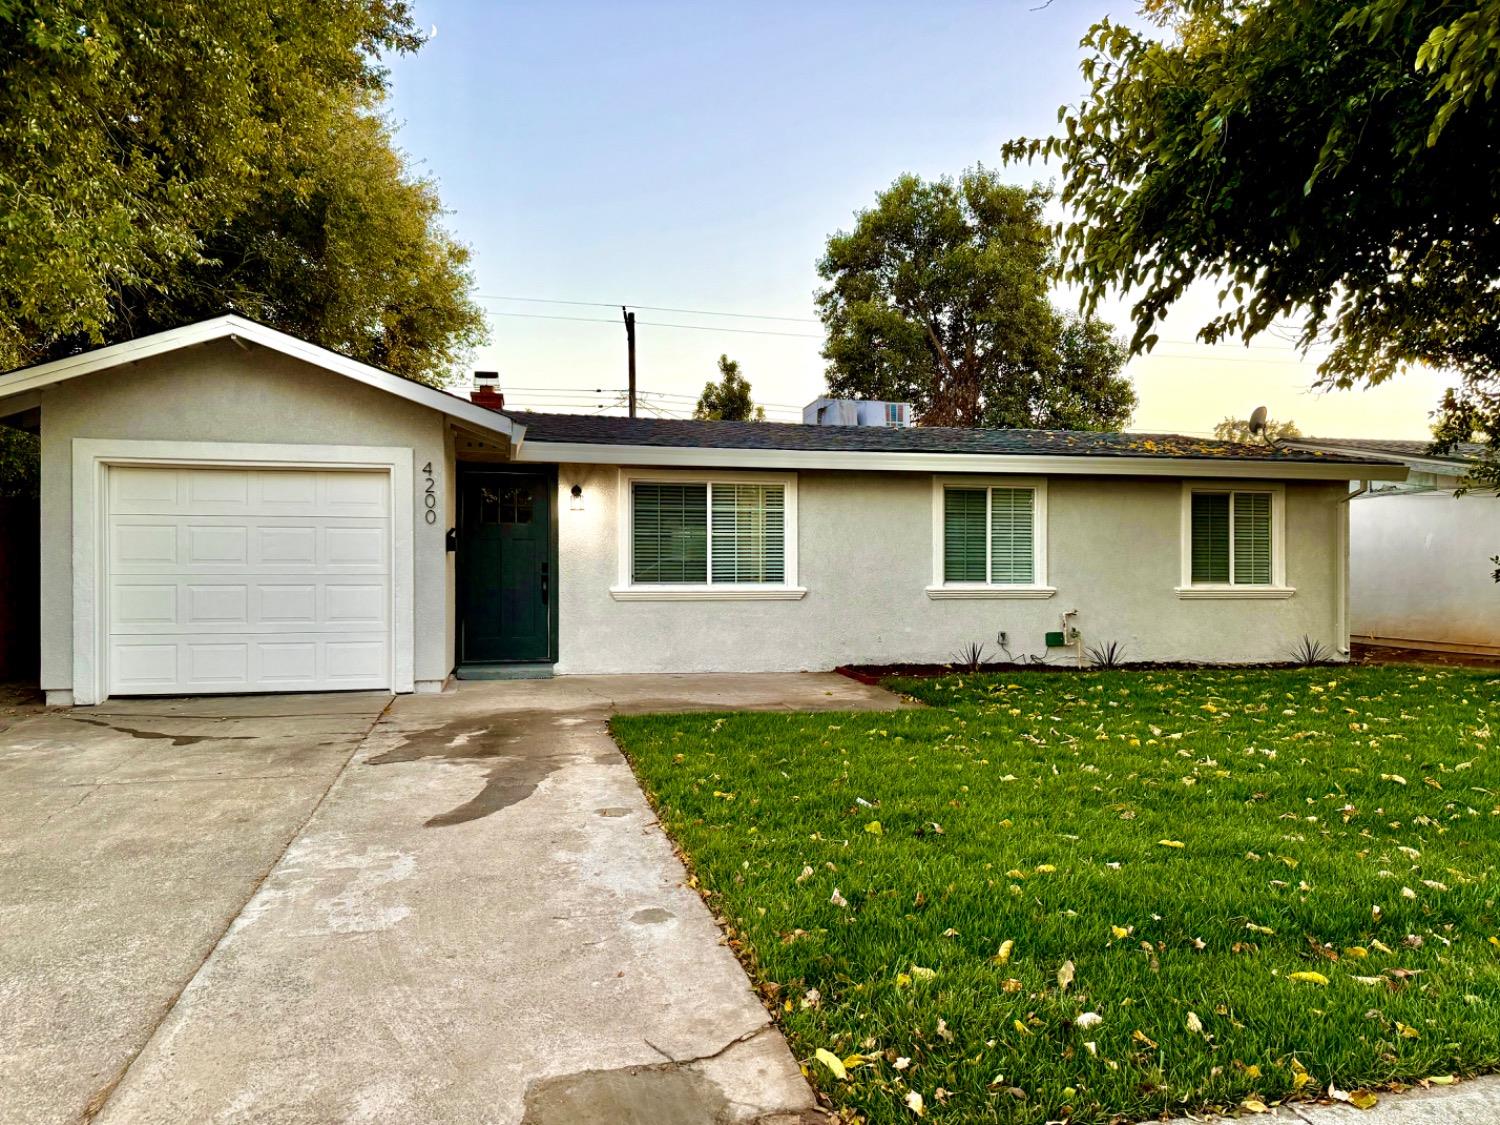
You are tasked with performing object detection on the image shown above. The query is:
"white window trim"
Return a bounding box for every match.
[926,475,1054,600]
[611,468,805,601]
[1176,481,1294,599]
[70,438,416,706]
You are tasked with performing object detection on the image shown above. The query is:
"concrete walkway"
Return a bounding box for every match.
[1,673,903,1125]
[1166,1076,1500,1124]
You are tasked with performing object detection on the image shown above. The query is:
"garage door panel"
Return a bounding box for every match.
[112,466,181,510]
[112,524,180,567]
[107,466,393,695]
[186,584,250,626]
[186,470,251,507]
[113,584,179,626]
[326,640,388,682]
[259,584,319,625]
[259,526,318,565]
[325,526,387,568]
[110,577,390,634]
[109,643,179,689]
[323,472,390,515]
[187,525,250,566]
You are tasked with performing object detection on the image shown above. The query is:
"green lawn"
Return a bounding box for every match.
[610,667,1500,1124]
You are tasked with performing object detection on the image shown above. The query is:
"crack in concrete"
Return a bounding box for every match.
[647,1024,773,1068]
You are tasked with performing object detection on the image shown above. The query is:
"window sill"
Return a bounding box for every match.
[610,586,808,602]
[1175,585,1295,600]
[925,585,1057,600]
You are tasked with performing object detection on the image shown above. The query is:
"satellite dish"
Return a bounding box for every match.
[1248,405,1269,441]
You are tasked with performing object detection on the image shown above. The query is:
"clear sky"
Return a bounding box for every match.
[384,1,1446,437]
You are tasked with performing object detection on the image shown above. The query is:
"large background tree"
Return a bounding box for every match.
[1214,416,1302,443]
[1004,0,1500,475]
[0,0,484,384]
[816,168,1135,430]
[694,355,764,421]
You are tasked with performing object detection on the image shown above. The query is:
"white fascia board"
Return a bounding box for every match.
[0,315,522,445]
[514,440,1407,481]
[1285,442,1462,475]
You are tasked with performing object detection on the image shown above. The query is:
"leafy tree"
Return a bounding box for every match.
[0,1,484,384]
[1214,416,1302,443]
[694,355,765,421]
[0,429,37,500]
[1003,0,1500,478]
[816,168,1135,430]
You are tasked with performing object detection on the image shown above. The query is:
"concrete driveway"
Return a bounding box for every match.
[0,673,905,1125]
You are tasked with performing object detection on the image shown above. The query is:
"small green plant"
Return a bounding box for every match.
[1085,639,1127,668]
[1288,635,1332,666]
[951,641,987,673]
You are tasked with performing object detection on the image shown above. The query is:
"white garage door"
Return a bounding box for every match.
[107,466,392,695]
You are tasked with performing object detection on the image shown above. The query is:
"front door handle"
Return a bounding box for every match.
[541,561,549,606]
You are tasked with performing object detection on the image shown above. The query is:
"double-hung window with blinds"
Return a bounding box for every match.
[1189,490,1272,585]
[942,486,1036,584]
[631,481,785,585]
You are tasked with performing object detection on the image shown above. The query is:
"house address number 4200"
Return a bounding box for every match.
[422,462,438,524]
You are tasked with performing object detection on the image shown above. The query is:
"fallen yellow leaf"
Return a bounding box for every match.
[814,1048,847,1080]
[1158,839,1185,849]
[1288,971,1330,985]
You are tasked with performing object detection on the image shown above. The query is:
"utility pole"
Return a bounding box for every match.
[622,306,637,418]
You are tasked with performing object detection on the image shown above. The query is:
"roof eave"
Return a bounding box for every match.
[515,439,1406,480]
[1284,441,1474,474]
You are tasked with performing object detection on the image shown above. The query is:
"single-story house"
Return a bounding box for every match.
[0,317,1402,706]
[1285,437,1497,658]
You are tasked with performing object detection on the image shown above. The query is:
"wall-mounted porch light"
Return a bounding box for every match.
[570,484,584,511]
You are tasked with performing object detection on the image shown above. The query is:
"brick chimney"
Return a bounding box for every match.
[470,370,504,409]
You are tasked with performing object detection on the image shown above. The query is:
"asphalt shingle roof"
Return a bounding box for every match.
[506,411,1380,463]
[1290,437,1490,464]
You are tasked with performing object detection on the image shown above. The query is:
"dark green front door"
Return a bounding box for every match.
[458,473,551,664]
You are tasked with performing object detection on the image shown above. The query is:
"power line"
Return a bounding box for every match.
[477,293,819,324]
[485,309,821,340]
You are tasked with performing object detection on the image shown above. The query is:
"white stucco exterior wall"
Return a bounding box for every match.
[554,466,1346,673]
[1350,489,1500,653]
[35,341,455,698]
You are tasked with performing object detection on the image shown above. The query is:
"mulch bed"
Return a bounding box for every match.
[834,659,1320,683]
[1352,642,1500,668]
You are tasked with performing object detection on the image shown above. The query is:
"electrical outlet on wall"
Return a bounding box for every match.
[997,630,1008,647]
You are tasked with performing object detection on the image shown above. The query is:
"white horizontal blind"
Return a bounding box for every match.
[1231,491,1272,585]
[943,488,988,582]
[632,483,708,583]
[710,483,785,583]
[989,488,1034,583]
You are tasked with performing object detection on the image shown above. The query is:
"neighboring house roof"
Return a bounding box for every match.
[0,315,523,445]
[507,410,1401,479]
[1286,437,1489,471]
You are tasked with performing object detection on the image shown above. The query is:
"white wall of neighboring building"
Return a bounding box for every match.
[554,466,1347,673]
[1350,488,1500,654]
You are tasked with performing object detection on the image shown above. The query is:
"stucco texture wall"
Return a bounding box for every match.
[1350,490,1500,651]
[35,341,452,694]
[554,466,1346,673]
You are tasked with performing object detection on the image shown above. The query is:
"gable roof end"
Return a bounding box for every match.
[0,316,524,446]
